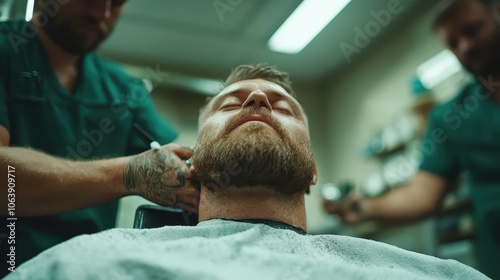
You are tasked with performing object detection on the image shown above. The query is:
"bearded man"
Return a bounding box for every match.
[4,64,488,280]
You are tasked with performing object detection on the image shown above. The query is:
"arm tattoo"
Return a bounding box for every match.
[124,150,185,206]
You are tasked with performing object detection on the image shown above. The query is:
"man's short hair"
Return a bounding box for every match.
[432,0,498,30]
[223,63,297,98]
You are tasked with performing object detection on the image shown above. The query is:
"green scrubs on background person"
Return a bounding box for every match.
[0,18,177,275]
[419,79,500,279]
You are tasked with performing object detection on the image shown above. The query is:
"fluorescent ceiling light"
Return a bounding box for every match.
[25,0,35,21]
[416,49,462,89]
[268,0,351,54]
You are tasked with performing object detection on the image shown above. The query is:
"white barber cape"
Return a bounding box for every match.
[5,219,489,280]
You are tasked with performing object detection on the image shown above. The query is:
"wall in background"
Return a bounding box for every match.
[294,84,330,232]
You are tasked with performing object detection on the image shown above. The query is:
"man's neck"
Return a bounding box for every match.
[198,187,307,231]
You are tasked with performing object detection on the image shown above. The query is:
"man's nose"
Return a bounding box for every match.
[88,0,112,21]
[241,90,273,111]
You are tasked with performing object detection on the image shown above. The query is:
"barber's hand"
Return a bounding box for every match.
[123,144,199,213]
[323,195,366,224]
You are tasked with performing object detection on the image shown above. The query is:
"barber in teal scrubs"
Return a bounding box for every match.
[323,1,500,278]
[0,1,199,277]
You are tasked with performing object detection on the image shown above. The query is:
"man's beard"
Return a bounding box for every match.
[42,14,108,54]
[193,108,315,196]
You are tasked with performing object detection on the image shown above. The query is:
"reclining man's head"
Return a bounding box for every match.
[192,64,317,228]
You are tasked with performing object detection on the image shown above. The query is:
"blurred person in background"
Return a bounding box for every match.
[324,0,500,278]
[0,0,198,276]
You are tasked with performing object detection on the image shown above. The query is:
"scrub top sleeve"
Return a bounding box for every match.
[127,86,178,155]
[419,109,461,182]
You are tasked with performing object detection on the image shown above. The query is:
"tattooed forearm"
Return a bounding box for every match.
[124,150,186,206]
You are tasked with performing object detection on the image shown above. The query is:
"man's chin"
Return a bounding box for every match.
[228,126,282,146]
[232,122,280,136]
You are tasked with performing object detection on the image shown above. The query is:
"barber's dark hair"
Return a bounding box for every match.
[432,0,498,30]
[223,63,296,98]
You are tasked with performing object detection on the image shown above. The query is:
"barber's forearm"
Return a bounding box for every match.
[357,171,448,223]
[361,186,437,221]
[0,147,130,216]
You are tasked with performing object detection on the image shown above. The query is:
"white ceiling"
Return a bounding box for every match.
[99,0,437,85]
[0,0,437,85]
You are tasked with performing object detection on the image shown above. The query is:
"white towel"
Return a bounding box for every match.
[4,219,489,280]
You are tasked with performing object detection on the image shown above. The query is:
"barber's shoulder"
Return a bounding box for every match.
[0,18,34,38]
[0,18,20,34]
[0,18,35,56]
[0,19,17,49]
[0,21,13,70]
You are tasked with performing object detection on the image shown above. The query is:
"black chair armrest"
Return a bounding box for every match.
[133,205,198,229]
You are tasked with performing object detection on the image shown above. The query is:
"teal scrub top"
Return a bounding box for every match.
[0,19,178,276]
[419,80,500,279]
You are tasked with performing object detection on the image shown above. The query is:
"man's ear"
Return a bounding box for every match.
[189,164,202,190]
[311,168,318,186]
[304,168,318,195]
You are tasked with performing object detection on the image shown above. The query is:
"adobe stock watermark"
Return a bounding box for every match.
[213,0,243,21]
[8,0,70,54]
[65,119,117,159]
[340,0,412,63]
[65,64,166,159]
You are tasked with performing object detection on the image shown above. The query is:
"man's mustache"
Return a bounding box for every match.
[223,107,285,136]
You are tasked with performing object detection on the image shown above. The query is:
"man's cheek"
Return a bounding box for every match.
[199,123,222,139]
